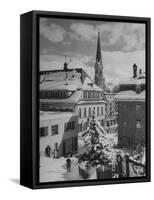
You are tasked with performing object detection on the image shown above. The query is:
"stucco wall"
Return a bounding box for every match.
[40,114,78,157]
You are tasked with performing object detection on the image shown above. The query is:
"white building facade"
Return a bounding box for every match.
[40,111,78,157]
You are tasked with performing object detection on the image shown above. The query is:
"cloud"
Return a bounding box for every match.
[40,53,95,78]
[102,50,145,81]
[63,41,72,46]
[69,22,145,51]
[40,22,66,43]
[40,49,145,83]
[70,23,97,41]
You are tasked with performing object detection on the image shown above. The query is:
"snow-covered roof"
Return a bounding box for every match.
[40,111,77,121]
[120,71,145,85]
[104,92,116,95]
[115,90,145,101]
[40,70,82,91]
[40,79,82,91]
[134,72,145,80]
[82,76,102,91]
[40,68,103,92]
[120,78,145,85]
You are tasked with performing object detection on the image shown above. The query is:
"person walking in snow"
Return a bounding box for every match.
[115,154,124,178]
[66,157,71,172]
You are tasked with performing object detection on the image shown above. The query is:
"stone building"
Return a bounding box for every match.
[116,64,145,147]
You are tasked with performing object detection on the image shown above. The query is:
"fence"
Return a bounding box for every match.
[79,155,145,179]
[125,155,146,177]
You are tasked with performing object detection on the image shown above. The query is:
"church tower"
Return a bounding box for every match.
[94,32,104,90]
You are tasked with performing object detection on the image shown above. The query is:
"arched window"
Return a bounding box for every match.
[92,107,95,115]
[79,108,82,118]
[97,107,100,116]
[84,108,87,118]
[101,107,103,115]
[88,107,91,116]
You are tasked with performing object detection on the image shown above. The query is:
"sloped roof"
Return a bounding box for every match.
[120,71,145,86]
[40,68,103,92]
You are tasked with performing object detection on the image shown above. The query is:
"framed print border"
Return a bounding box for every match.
[20,10,151,189]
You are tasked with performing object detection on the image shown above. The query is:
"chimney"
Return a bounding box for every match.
[133,63,137,78]
[139,68,142,75]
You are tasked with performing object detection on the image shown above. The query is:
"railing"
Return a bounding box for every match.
[79,155,146,180]
[125,155,146,177]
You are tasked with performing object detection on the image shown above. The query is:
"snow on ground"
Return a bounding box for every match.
[40,156,83,183]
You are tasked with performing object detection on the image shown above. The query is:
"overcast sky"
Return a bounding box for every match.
[40,17,145,83]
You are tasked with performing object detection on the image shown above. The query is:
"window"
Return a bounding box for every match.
[84,91,87,99]
[123,121,127,128]
[88,107,91,116]
[74,137,78,151]
[101,107,103,115]
[78,123,82,132]
[79,108,82,118]
[136,120,142,129]
[89,92,92,98]
[47,91,50,97]
[84,108,87,118]
[51,125,58,135]
[92,107,95,115]
[65,121,75,131]
[136,104,141,113]
[123,104,126,111]
[92,92,95,98]
[40,127,48,137]
[97,107,100,116]
[96,92,99,98]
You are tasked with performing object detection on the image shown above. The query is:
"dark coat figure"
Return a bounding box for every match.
[45,145,51,157]
[115,154,124,178]
[66,158,71,172]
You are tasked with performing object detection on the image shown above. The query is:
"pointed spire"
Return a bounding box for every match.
[96,31,102,64]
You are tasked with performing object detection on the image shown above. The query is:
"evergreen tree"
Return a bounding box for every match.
[78,114,114,167]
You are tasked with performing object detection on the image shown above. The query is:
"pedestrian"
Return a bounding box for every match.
[115,154,124,178]
[66,157,71,172]
[45,145,51,157]
[52,149,55,158]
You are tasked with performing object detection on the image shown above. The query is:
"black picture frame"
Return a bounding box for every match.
[20,10,151,189]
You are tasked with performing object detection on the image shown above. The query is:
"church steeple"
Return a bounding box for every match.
[94,31,104,90]
[96,31,102,64]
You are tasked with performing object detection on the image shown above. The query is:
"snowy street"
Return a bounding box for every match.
[40,156,83,183]
[40,123,118,183]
